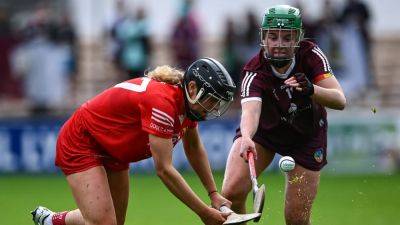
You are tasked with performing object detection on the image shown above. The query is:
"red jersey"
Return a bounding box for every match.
[75,77,197,163]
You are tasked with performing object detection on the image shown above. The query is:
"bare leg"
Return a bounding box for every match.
[62,168,129,225]
[284,164,320,225]
[65,209,85,225]
[65,166,117,225]
[222,138,275,214]
[106,168,130,225]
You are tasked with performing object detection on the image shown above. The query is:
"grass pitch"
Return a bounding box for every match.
[1,172,399,225]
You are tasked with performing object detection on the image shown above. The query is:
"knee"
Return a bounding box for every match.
[285,204,312,225]
[88,214,118,225]
[222,185,249,206]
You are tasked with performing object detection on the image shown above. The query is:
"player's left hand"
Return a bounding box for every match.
[210,192,232,210]
[284,73,314,96]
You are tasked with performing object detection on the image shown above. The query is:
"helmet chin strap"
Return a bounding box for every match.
[263,50,293,69]
[184,85,204,104]
[270,58,292,68]
[183,85,206,121]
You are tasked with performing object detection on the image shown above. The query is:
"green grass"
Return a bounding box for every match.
[1,172,399,225]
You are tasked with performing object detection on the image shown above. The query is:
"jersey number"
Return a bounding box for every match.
[285,87,293,99]
[114,77,150,92]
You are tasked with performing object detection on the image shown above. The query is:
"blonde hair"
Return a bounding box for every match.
[146,65,184,85]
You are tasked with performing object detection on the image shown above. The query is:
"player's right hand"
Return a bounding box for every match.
[210,192,232,210]
[200,207,229,225]
[239,136,257,161]
[285,73,314,96]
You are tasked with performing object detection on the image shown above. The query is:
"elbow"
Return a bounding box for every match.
[336,104,345,110]
[336,95,347,110]
[155,164,171,178]
[156,168,168,179]
[325,94,346,110]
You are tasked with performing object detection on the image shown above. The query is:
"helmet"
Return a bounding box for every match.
[260,5,304,68]
[183,58,236,121]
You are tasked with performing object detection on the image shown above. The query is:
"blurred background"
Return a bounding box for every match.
[0,0,399,224]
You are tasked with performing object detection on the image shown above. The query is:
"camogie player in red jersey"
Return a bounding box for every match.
[31,58,236,225]
[221,5,346,225]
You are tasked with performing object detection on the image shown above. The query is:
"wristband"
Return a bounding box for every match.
[208,190,218,197]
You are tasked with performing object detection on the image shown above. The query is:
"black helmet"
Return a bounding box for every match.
[183,57,236,121]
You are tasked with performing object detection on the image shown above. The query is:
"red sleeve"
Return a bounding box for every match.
[306,46,335,83]
[139,95,176,138]
[240,70,264,103]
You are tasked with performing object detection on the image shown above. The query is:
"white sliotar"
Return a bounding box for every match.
[279,156,295,172]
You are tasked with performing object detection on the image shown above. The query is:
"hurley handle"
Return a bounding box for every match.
[247,151,257,179]
[247,151,259,193]
[220,206,234,213]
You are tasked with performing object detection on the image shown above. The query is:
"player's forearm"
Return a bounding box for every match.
[156,164,209,216]
[240,109,260,139]
[186,146,218,194]
[312,85,346,110]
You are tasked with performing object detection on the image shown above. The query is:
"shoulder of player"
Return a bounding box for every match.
[142,80,182,109]
[241,69,272,93]
[146,79,180,97]
[299,39,317,51]
[298,40,325,57]
[242,70,269,80]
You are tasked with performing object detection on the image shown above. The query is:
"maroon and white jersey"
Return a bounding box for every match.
[239,40,333,146]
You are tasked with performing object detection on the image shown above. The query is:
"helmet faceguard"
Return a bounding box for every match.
[260,5,304,68]
[183,58,236,121]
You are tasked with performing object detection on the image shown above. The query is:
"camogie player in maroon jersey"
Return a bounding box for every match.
[222,5,346,225]
[31,58,236,225]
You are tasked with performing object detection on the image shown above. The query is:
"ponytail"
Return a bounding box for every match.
[145,65,184,85]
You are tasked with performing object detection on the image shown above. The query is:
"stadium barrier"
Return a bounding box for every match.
[0,111,399,174]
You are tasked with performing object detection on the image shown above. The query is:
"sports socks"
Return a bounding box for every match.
[51,211,68,225]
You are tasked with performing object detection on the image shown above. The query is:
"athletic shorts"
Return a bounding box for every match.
[234,126,327,171]
[55,109,129,175]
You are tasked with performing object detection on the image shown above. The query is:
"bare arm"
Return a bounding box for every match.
[149,134,209,215]
[182,127,217,194]
[182,127,232,208]
[240,100,262,139]
[149,134,228,224]
[285,75,346,110]
[239,100,262,160]
[312,77,346,110]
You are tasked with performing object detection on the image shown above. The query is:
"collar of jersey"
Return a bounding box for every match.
[270,58,296,79]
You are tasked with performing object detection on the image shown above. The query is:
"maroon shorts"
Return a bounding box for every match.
[235,127,327,171]
[55,110,129,175]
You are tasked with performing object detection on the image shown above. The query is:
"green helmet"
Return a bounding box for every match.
[261,5,303,30]
[260,5,304,68]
